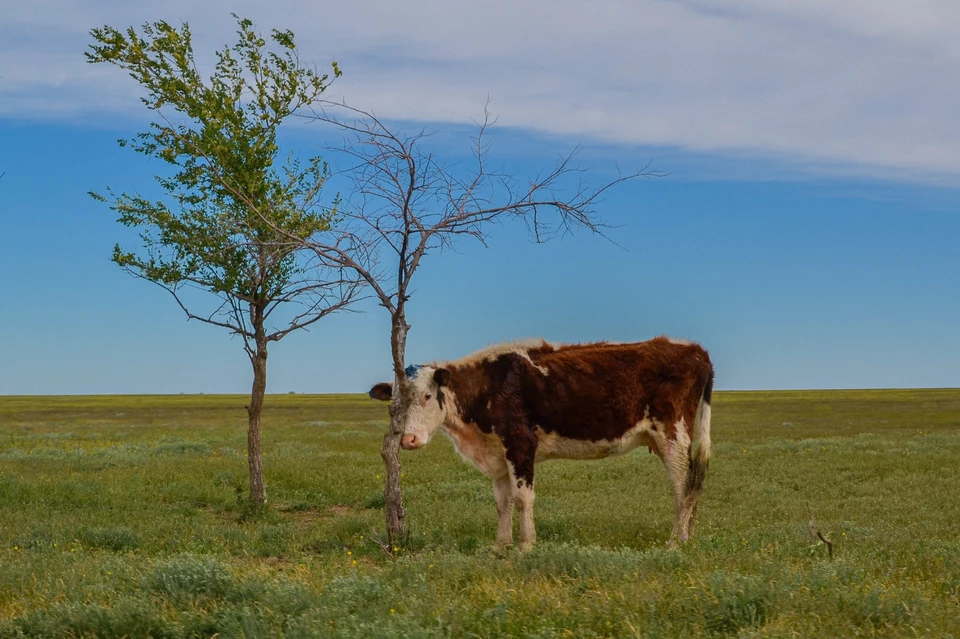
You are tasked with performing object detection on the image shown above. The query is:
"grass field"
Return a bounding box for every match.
[1,390,959,638]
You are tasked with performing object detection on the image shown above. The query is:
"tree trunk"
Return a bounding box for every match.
[383,314,408,545]
[246,332,268,509]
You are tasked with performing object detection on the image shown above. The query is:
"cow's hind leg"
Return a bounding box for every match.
[504,463,536,551]
[492,474,515,549]
[687,502,700,538]
[664,421,695,546]
[685,396,712,540]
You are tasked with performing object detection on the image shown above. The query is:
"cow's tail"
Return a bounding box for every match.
[685,365,714,500]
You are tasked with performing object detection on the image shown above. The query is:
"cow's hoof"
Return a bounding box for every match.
[518,542,535,552]
[492,543,513,558]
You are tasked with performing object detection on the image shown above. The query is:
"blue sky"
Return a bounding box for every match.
[2,1,959,394]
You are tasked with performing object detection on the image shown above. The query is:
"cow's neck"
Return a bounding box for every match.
[442,415,484,452]
[441,415,505,478]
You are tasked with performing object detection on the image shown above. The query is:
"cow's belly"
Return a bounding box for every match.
[535,421,655,461]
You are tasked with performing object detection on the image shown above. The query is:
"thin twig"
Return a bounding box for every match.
[367,528,395,558]
[807,502,834,559]
[817,531,834,559]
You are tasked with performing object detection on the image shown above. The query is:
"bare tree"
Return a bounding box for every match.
[293,100,661,543]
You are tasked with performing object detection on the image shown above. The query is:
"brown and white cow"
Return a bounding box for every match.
[369,337,714,549]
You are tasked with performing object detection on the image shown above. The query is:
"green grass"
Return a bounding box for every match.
[1,390,958,637]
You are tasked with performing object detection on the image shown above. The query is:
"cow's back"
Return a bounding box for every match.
[520,338,712,442]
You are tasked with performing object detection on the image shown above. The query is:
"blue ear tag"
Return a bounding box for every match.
[405,364,422,379]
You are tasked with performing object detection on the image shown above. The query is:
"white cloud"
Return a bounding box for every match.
[3,0,960,180]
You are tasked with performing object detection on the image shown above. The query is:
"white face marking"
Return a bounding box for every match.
[400,339,556,450]
[398,367,448,448]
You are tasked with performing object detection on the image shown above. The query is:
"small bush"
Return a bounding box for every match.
[253,524,291,557]
[5,598,175,639]
[533,518,568,541]
[79,526,140,552]
[844,588,921,629]
[363,491,386,509]
[456,535,480,553]
[12,527,58,551]
[519,543,685,580]
[146,554,237,599]
[320,574,387,614]
[699,571,774,635]
[154,441,213,456]
[213,470,237,488]
[281,500,317,512]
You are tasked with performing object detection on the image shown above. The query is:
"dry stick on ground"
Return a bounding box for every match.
[807,502,834,559]
[367,528,398,558]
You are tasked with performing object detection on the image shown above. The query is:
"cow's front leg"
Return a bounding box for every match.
[514,474,536,551]
[492,474,515,549]
[502,435,537,551]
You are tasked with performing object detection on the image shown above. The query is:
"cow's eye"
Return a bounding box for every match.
[425,393,432,400]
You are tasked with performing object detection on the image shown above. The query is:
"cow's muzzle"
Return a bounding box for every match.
[400,433,424,450]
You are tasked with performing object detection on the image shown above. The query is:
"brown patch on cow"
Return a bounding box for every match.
[440,337,713,486]
[386,336,714,546]
[452,339,707,434]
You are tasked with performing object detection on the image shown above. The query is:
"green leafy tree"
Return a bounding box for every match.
[87,16,357,508]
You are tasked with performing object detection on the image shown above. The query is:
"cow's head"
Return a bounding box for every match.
[369,365,453,450]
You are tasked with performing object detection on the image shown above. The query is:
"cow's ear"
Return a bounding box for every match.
[433,368,452,387]
[369,383,393,401]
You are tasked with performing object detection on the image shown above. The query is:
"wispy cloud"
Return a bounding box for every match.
[3,0,959,180]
